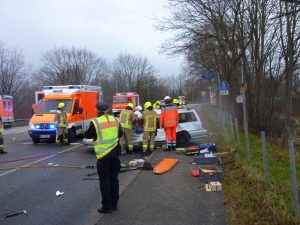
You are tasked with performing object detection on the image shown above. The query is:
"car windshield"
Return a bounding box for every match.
[113,97,129,103]
[36,99,73,114]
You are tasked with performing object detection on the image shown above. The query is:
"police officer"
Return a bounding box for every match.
[0,117,6,154]
[54,102,69,144]
[85,102,123,213]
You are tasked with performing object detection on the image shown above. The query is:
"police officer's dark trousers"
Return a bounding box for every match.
[96,146,120,210]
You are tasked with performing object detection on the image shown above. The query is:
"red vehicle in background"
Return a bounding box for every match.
[112,92,140,116]
[0,95,14,127]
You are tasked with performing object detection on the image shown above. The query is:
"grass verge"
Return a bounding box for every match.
[201,106,300,225]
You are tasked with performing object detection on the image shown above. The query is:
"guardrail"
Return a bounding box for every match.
[10,119,30,128]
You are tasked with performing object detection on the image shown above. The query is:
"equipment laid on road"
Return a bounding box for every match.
[199,165,224,183]
[205,181,222,192]
[153,158,179,174]
[28,85,103,144]
[3,210,28,218]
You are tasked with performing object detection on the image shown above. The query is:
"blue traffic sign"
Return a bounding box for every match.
[201,74,218,79]
[219,81,229,90]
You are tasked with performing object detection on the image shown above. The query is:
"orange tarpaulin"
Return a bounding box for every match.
[153,158,179,174]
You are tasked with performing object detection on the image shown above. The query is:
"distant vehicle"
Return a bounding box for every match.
[0,95,14,127]
[112,92,140,116]
[83,108,208,148]
[28,85,103,144]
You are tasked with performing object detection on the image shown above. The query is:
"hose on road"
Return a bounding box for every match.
[0,165,96,171]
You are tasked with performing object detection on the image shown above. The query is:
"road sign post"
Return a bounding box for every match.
[201,73,221,112]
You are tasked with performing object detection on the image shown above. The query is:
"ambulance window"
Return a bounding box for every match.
[37,99,73,114]
[132,98,137,107]
[73,99,79,114]
[7,101,11,110]
[113,97,128,103]
[179,112,197,123]
[3,101,6,110]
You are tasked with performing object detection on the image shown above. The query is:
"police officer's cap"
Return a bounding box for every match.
[96,102,110,112]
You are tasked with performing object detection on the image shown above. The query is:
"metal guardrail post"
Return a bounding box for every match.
[230,115,235,142]
[261,131,269,184]
[288,139,300,218]
[235,118,241,149]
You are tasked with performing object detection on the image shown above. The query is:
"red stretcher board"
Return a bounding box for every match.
[153,158,179,174]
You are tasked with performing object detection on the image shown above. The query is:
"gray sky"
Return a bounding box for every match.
[0,0,183,77]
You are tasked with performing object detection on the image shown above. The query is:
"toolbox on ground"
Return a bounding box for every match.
[192,155,219,164]
[199,143,216,152]
[199,165,224,183]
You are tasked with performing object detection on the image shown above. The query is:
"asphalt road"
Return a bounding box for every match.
[0,126,141,225]
[0,104,226,225]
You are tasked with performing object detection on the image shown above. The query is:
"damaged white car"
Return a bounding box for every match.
[83,108,207,148]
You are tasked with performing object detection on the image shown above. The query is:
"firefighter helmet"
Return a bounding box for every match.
[58,102,65,109]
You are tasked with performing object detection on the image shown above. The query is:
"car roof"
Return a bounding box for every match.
[154,108,195,115]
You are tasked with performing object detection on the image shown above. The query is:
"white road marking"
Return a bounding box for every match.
[0,144,83,177]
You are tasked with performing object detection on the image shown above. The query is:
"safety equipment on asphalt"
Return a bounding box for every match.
[136,105,143,111]
[58,102,65,109]
[96,102,110,112]
[173,99,179,104]
[92,115,119,159]
[144,101,152,109]
[127,103,134,109]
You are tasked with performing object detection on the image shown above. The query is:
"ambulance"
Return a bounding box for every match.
[32,91,45,114]
[28,85,103,143]
[0,95,14,127]
[112,92,139,116]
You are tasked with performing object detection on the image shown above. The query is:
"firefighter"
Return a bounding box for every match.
[142,101,157,155]
[54,102,69,144]
[160,96,179,151]
[153,100,162,109]
[119,103,137,154]
[0,117,6,154]
[85,102,123,213]
[173,98,183,109]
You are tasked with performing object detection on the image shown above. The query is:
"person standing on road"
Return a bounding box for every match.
[160,96,179,151]
[142,102,157,155]
[85,102,123,214]
[54,102,69,144]
[119,103,137,154]
[0,117,7,154]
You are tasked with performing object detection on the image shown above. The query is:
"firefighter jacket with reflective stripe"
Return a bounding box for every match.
[54,110,68,128]
[92,115,119,159]
[143,109,157,132]
[160,104,179,128]
[119,110,136,129]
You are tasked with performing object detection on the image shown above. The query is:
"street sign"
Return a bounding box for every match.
[240,85,247,94]
[220,90,229,95]
[236,95,244,103]
[201,74,218,79]
[219,81,229,90]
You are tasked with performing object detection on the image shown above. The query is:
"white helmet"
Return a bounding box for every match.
[164,96,171,101]
[136,105,143,111]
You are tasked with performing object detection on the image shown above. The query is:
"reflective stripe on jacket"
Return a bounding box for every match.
[92,115,119,159]
[55,110,68,128]
[119,110,134,129]
[143,109,157,132]
[160,104,179,128]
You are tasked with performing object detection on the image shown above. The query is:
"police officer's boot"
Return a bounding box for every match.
[0,149,7,154]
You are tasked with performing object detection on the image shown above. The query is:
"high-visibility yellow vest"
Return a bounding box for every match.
[92,115,119,159]
[143,110,157,132]
[119,110,133,129]
[0,121,3,133]
[56,111,67,128]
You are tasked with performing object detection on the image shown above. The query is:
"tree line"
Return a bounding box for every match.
[0,41,200,120]
[158,0,300,146]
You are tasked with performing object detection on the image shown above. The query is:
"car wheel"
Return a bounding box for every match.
[176,132,190,147]
[32,138,40,144]
[68,128,76,143]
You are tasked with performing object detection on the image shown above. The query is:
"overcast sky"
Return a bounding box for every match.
[0,0,183,77]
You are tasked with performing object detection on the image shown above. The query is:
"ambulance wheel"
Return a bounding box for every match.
[32,138,40,144]
[176,132,190,147]
[68,128,76,143]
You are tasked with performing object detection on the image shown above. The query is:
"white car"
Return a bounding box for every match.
[132,108,208,147]
[83,108,208,148]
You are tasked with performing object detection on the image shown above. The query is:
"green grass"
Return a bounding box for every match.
[201,107,300,225]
